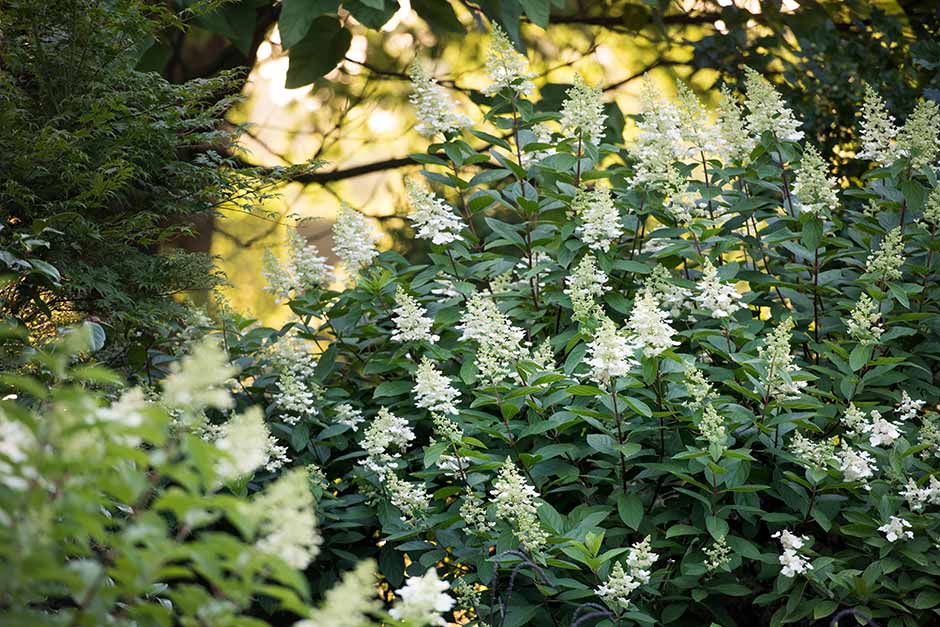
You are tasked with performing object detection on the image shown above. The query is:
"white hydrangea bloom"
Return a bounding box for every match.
[897,99,940,170]
[684,365,718,410]
[406,179,464,245]
[333,203,379,276]
[413,356,460,415]
[596,536,658,610]
[845,293,884,345]
[389,568,455,627]
[792,144,839,215]
[214,407,278,481]
[857,83,899,166]
[699,404,727,452]
[269,335,320,425]
[704,536,732,571]
[458,292,527,385]
[0,414,36,490]
[716,85,754,163]
[867,410,902,447]
[571,185,622,252]
[644,265,693,319]
[491,458,547,552]
[252,469,321,569]
[460,490,495,535]
[743,67,803,142]
[162,337,237,417]
[677,81,724,157]
[586,317,636,386]
[564,254,608,322]
[773,530,812,577]
[360,407,416,477]
[842,402,869,439]
[96,387,148,430]
[788,431,836,470]
[695,258,743,319]
[334,402,365,432]
[483,24,534,97]
[299,560,381,627]
[630,75,684,190]
[386,474,430,524]
[626,288,679,358]
[756,318,807,402]
[560,75,606,144]
[897,390,925,422]
[409,61,471,138]
[901,476,940,512]
[838,444,876,487]
[391,286,439,344]
[878,516,913,542]
[865,227,905,281]
[262,229,333,303]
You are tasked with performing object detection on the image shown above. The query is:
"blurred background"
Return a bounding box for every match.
[143,0,940,325]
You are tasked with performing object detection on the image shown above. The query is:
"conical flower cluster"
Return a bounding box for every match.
[560,75,606,144]
[409,61,471,138]
[483,24,534,97]
[333,204,378,276]
[406,178,464,245]
[743,67,803,142]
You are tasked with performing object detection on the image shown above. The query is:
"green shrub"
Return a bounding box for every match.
[226,32,940,627]
[0,0,304,347]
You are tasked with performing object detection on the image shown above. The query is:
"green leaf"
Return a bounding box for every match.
[567,384,604,396]
[343,0,397,29]
[800,217,823,251]
[586,433,616,455]
[617,493,644,530]
[913,589,940,609]
[285,17,352,88]
[411,0,464,34]
[849,344,872,372]
[519,0,550,27]
[623,396,652,417]
[373,380,413,398]
[279,0,340,50]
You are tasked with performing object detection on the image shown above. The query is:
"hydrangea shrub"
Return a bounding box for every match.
[232,30,940,627]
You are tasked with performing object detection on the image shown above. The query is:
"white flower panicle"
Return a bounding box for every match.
[214,407,285,481]
[857,83,899,166]
[865,227,905,281]
[409,61,471,138]
[162,337,237,417]
[458,291,527,385]
[773,530,812,577]
[898,391,925,422]
[685,365,718,409]
[841,403,869,439]
[792,144,839,215]
[878,516,913,542]
[571,185,622,251]
[838,443,876,487]
[677,81,724,157]
[757,318,806,401]
[699,404,728,452]
[596,536,658,610]
[695,258,743,319]
[897,99,940,170]
[560,75,606,144]
[716,85,753,163]
[252,469,321,570]
[704,536,732,571]
[901,476,940,512]
[919,414,940,460]
[459,490,495,535]
[414,356,460,415]
[391,286,439,344]
[626,288,679,358]
[587,317,636,386]
[333,204,379,276]
[788,431,836,470]
[846,293,884,345]
[262,229,333,303]
[631,75,684,190]
[743,67,804,142]
[565,254,608,322]
[406,178,464,245]
[922,185,940,229]
[360,407,416,477]
[483,24,534,97]
[867,410,902,447]
[386,474,430,523]
[299,560,381,627]
[389,568,455,627]
[644,265,693,319]
[334,402,365,432]
[491,458,547,552]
